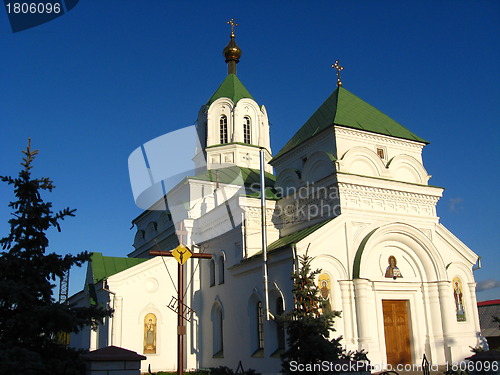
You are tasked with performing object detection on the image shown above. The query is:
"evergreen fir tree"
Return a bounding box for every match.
[278,251,343,374]
[0,140,111,375]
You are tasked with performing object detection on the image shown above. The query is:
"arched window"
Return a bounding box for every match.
[256,301,264,350]
[220,115,228,144]
[209,259,216,287]
[218,256,225,285]
[143,313,157,354]
[243,116,251,144]
[276,297,285,351]
[211,303,224,356]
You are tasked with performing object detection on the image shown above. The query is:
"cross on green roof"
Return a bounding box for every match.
[273,86,428,160]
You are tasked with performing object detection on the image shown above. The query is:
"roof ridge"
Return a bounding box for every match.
[272,87,428,161]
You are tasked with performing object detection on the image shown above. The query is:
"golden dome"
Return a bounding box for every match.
[223,35,241,63]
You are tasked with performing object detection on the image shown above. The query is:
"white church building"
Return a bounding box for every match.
[69,27,482,374]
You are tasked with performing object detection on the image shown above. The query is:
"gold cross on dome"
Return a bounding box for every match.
[227,18,238,36]
[331,60,344,87]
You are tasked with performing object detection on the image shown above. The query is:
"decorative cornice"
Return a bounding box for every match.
[338,182,440,216]
[335,126,425,150]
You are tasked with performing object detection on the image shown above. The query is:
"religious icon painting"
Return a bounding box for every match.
[318,273,332,312]
[453,277,466,322]
[384,255,403,279]
[144,313,157,354]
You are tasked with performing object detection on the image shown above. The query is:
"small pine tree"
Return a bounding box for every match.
[278,252,343,374]
[0,140,111,375]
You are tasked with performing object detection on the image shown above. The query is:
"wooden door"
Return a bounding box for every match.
[383,300,412,365]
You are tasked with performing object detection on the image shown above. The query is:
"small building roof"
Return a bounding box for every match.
[90,252,148,284]
[477,300,500,338]
[207,73,254,106]
[273,86,428,160]
[81,345,146,361]
[189,166,275,187]
[267,218,333,252]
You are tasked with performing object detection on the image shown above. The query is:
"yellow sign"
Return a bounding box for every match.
[172,244,193,265]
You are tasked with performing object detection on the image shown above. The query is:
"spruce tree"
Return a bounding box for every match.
[0,140,111,375]
[278,252,343,374]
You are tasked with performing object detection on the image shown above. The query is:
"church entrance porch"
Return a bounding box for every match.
[383,299,412,366]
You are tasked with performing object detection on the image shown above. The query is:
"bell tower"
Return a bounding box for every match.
[194,20,272,174]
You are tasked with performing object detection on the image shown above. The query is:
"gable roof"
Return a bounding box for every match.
[273,86,428,160]
[90,252,148,284]
[207,74,254,106]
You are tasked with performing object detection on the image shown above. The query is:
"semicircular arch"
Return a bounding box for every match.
[353,223,446,282]
[340,146,386,177]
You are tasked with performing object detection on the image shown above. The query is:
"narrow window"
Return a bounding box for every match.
[276,297,285,351]
[209,259,216,287]
[220,115,228,144]
[212,304,224,356]
[243,116,251,144]
[218,256,225,285]
[257,301,264,349]
[377,147,385,159]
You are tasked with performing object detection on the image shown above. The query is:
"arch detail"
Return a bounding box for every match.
[275,168,301,195]
[353,223,446,281]
[312,254,348,280]
[387,154,429,184]
[302,151,336,183]
[339,146,387,177]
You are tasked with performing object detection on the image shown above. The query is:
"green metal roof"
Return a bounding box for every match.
[267,218,333,252]
[90,252,148,284]
[273,87,428,160]
[207,74,255,106]
[190,166,275,187]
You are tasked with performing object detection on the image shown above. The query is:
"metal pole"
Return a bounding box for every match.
[177,262,185,375]
[260,148,271,320]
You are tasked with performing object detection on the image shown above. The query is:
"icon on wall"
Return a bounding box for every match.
[318,273,332,311]
[384,255,403,280]
[453,277,466,322]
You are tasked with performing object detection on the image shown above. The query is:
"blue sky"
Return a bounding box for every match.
[1,1,499,300]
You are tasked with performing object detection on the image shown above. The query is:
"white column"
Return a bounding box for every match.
[339,280,355,348]
[468,283,481,335]
[232,108,239,142]
[112,296,123,347]
[206,113,213,146]
[424,283,446,364]
[437,281,453,362]
[257,114,264,147]
[353,278,372,351]
[90,326,97,351]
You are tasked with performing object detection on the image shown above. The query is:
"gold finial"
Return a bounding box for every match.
[223,18,241,75]
[331,60,344,87]
[227,18,238,37]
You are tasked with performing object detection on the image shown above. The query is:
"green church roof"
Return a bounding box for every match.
[190,166,275,187]
[267,218,333,252]
[273,86,428,160]
[90,252,148,284]
[207,74,254,106]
